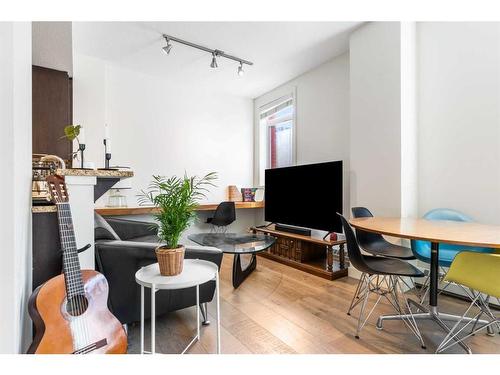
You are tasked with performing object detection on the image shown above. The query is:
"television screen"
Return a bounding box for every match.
[264,161,343,232]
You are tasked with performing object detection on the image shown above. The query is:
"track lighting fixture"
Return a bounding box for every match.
[237,62,244,76]
[161,34,253,75]
[210,52,218,68]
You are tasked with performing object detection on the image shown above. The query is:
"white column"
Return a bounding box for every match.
[0,22,32,354]
[349,22,418,279]
[349,22,403,218]
[400,22,418,220]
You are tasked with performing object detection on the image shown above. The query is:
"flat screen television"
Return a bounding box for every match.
[264,161,343,233]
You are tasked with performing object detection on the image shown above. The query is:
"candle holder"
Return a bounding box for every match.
[103,139,112,169]
[105,153,112,169]
[79,143,86,169]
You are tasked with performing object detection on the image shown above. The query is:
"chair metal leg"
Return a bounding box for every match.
[393,276,426,349]
[368,275,427,349]
[376,302,478,354]
[355,275,372,339]
[352,275,391,339]
[418,274,430,304]
[348,274,391,316]
[482,296,500,334]
[416,268,496,338]
[436,292,483,353]
[347,273,366,316]
[348,274,427,349]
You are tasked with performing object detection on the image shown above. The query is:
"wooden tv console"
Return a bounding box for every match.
[252,225,348,280]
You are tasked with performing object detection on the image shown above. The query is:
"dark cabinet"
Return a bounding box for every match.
[32,65,72,161]
[32,212,62,290]
[253,225,348,280]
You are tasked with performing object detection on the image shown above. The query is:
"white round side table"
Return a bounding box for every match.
[135,259,220,354]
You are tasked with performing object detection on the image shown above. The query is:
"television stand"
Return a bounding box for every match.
[251,224,348,280]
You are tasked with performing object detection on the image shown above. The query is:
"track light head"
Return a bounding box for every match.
[162,37,172,55]
[237,62,244,76]
[162,43,172,55]
[210,53,218,68]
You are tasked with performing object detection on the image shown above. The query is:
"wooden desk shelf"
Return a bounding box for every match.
[95,201,264,216]
[252,225,348,281]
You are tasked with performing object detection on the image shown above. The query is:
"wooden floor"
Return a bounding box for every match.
[127,254,500,354]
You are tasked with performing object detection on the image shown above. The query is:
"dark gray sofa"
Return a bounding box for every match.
[94,214,223,325]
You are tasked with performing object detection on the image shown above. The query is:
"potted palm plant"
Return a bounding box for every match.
[139,172,217,276]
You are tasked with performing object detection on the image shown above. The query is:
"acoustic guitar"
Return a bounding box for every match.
[28,175,127,354]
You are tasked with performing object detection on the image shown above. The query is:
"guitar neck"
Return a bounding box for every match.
[56,202,85,298]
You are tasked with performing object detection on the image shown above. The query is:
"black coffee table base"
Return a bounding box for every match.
[232,253,257,288]
[187,232,276,289]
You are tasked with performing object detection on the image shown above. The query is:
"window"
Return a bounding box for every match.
[258,93,295,185]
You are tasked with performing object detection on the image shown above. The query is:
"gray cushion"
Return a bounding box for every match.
[131,234,160,243]
[94,212,121,240]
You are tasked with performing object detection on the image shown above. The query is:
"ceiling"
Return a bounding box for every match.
[72,22,362,98]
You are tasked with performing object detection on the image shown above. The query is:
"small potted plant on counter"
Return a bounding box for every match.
[139,172,217,276]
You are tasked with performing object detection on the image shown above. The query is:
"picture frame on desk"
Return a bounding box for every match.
[241,188,257,202]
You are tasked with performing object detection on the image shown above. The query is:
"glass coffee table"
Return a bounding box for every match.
[188,233,276,288]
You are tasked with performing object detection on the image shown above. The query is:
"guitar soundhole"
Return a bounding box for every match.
[66,294,89,316]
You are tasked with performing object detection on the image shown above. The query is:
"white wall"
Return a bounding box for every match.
[73,53,259,235]
[72,54,106,170]
[32,22,73,76]
[418,22,500,224]
[73,53,254,206]
[109,60,257,235]
[254,53,351,216]
[349,22,404,217]
[349,21,500,225]
[0,22,32,353]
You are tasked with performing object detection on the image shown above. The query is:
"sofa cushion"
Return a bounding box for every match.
[94,212,121,241]
[131,234,160,243]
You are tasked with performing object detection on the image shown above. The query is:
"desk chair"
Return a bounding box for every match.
[411,208,494,304]
[348,207,416,315]
[338,214,426,348]
[206,201,236,233]
[436,252,500,353]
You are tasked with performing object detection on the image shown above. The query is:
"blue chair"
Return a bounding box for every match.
[411,208,494,303]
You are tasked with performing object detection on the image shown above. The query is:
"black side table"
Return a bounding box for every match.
[188,233,276,288]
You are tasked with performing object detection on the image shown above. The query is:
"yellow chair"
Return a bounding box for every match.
[436,252,500,353]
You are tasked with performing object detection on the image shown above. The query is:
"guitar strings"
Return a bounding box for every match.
[60,203,81,315]
[53,182,95,351]
[58,201,90,350]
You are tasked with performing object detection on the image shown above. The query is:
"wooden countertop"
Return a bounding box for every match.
[32,205,57,213]
[55,168,134,178]
[33,200,263,215]
[95,201,264,216]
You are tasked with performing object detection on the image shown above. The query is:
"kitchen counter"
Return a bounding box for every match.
[33,169,134,214]
[55,168,134,178]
